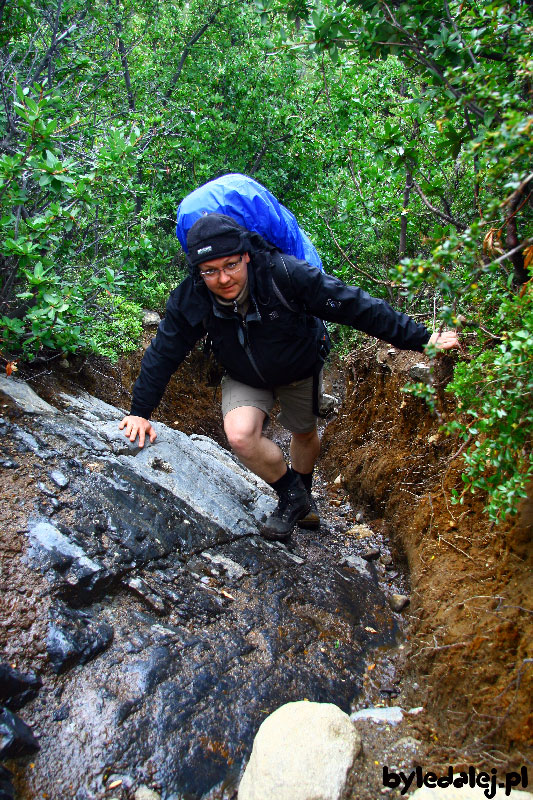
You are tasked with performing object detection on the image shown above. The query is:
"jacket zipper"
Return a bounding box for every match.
[234,300,266,384]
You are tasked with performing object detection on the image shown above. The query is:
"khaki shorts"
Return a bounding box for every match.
[221,373,322,434]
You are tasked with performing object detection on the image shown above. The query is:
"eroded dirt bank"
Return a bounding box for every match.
[321,342,533,773]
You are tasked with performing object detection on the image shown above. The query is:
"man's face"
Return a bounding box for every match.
[198,252,249,300]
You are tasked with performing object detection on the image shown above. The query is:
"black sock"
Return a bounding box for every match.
[294,469,313,493]
[269,466,293,495]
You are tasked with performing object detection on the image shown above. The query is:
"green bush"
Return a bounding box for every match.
[89,294,144,362]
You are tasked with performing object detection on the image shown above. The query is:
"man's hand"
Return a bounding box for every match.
[118,415,157,448]
[427,330,460,351]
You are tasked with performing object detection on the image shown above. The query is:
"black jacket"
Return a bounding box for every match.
[130,249,431,419]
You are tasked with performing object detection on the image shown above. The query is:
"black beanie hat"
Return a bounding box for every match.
[186,213,250,267]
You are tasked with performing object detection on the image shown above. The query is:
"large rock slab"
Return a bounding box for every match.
[238,701,361,800]
[0,376,397,800]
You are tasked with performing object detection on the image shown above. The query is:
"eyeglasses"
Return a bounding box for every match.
[199,256,244,281]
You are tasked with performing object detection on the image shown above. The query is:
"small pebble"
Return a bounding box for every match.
[362,548,380,561]
[50,470,69,489]
[389,594,410,613]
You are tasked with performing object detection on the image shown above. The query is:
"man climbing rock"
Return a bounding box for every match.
[119,213,458,541]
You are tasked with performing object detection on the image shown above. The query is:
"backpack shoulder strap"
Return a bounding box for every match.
[269,252,301,313]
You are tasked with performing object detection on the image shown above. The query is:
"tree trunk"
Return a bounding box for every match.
[399,169,412,259]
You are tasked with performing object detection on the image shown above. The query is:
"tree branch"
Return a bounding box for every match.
[412,180,466,231]
[319,214,393,291]
[164,10,221,101]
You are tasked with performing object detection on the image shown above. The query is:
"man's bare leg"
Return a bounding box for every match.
[224,406,286,483]
[290,428,320,474]
[224,405,310,540]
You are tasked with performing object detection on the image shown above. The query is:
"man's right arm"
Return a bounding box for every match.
[121,284,205,442]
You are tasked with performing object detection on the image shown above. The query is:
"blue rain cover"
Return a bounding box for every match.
[176,173,323,271]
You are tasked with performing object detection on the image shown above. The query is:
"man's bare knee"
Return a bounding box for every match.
[224,411,264,459]
[292,428,318,445]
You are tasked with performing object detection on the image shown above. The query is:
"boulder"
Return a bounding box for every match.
[238,701,360,800]
[47,604,114,674]
[0,707,39,759]
[0,664,42,710]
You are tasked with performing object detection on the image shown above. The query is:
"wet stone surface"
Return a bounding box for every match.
[0,377,402,800]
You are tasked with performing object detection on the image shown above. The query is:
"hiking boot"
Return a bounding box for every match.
[297,494,320,530]
[260,474,311,541]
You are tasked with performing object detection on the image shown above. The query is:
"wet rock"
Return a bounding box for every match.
[0,766,15,800]
[52,704,70,722]
[50,470,69,489]
[0,707,40,758]
[0,459,17,469]
[1,379,400,799]
[340,554,370,575]
[379,684,399,697]
[362,548,380,561]
[27,521,113,604]
[37,482,58,498]
[409,362,432,384]
[345,523,373,538]
[47,604,114,674]
[124,577,168,616]
[238,701,360,800]
[319,393,337,415]
[0,375,59,416]
[351,706,404,725]
[0,664,42,710]
[202,551,247,580]
[389,594,410,613]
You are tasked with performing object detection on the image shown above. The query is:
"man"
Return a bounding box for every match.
[119,214,458,541]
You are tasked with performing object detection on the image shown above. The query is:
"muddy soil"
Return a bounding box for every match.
[321,342,533,775]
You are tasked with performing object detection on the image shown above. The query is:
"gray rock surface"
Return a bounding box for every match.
[238,701,360,800]
[0,377,398,800]
[47,604,114,674]
[0,707,40,759]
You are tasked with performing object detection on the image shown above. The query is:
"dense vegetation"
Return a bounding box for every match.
[0,0,531,520]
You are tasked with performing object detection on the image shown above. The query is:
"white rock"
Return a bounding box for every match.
[142,310,161,328]
[135,786,161,800]
[350,706,404,725]
[238,701,361,800]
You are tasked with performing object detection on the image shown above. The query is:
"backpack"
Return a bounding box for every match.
[176,173,324,271]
